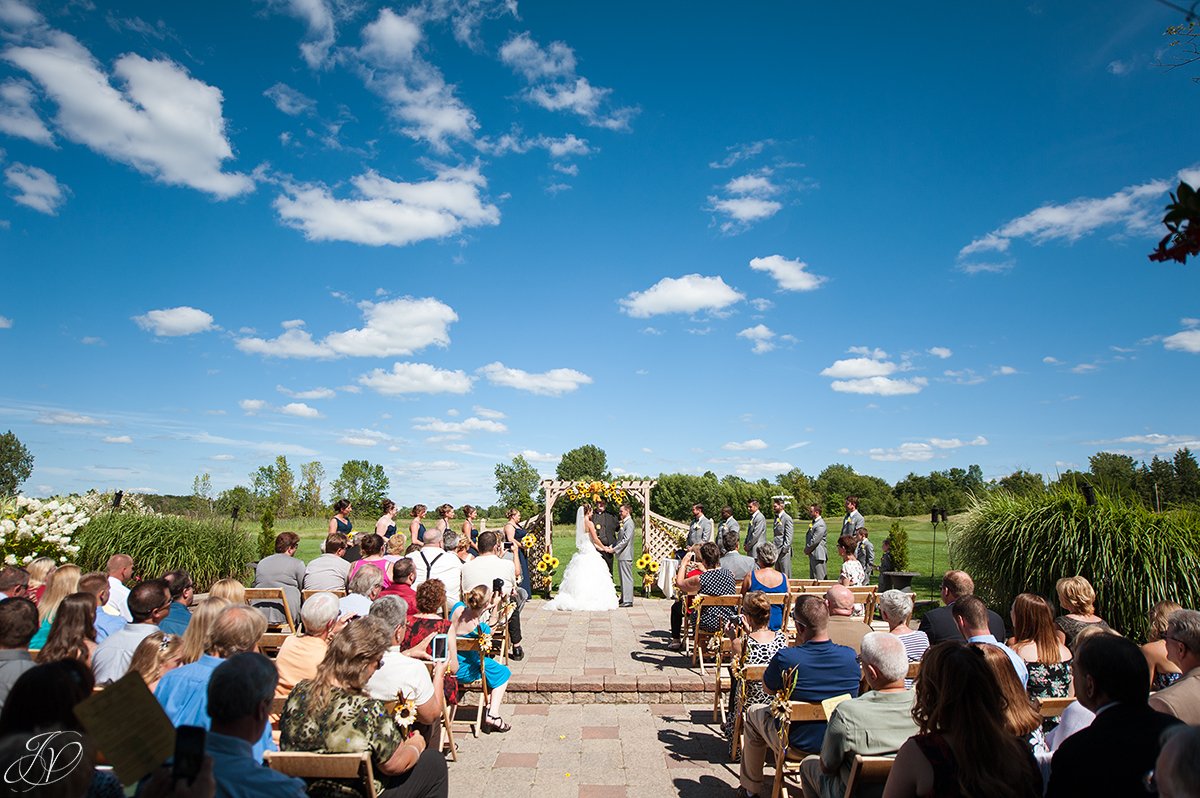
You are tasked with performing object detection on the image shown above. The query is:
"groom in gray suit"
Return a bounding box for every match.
[613,503,636,607]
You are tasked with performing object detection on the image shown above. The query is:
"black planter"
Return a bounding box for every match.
[881,571,920,593]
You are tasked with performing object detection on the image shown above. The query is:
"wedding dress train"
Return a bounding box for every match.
[543,507,618,612]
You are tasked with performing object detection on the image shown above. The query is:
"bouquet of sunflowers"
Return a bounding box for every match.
[564,480,628,506]
[535,552,560,580]
[636,553,660,597]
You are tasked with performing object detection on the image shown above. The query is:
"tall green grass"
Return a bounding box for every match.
[954,488,1200,641]
[75,514,257,591]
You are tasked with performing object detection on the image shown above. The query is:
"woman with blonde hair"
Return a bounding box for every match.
[208,578,246,605]
[127,631,183,692]
[450,585,512,733]
[281,617,448,797]
[1142,600,1184,690]
[385,532,408,563]
[971,642,1047,754]
[1009,593,1073,723]
[24,557,56,605]
[37,593,98,666]
[1054,576,1112,647]
[883,643,1042,798]
[178,596,232,664]
[30,564,81,649]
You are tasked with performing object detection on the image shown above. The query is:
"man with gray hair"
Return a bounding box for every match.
[206,652,306,797]
[719,527,756,581]
[339,565,382,618]
[365,600,446,727]
[406,526,463,605]
[274,591,344,698]
[1155,725,1200,798]
[1149,608,1200,724]
[798,632,917,798]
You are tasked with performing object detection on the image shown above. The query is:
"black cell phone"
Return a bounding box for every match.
[172,725,206,785]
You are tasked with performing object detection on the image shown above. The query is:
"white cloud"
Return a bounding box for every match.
[0,316,12,329]
[1071,363,1099,374]
[996,365,1018,375]
[413,415,506,434]
[498,32,575,80]
[263,82,315,116]
[619,274,744,318]
[102,435,132,444]
[473,405,505,419]
[1107,59,1132,76]
[211,454,235,461]
[830,376,927,396]
[737,324,776,354]
[4,163,67,214]
[478,362,592,396]
[847,346,888,359]
[928,346,953,359]
[237,297,456,359]
[276,385,336,400]
[359,7,421,65]
[133,306,215,336]
[709,140,771,169]
[723,439,768,451]
[708,168,786,233]
[359,362,473,395]
[734,460,794,478]
[0,78,51,144]
[337,436,379,447]
[5,30,253,198]
[511,448,557,463]
[272,163,499,246]
[784,441,811,451]
[500,31,634,130]
[868,442,935,462]
[1164,328,1200,354]
[929,436,988,449]
[239,399,267,414]
[274,0,337,68]
[1042,356,1061,365]
[749,298,774,312]
[748,255,826,292]
[36,412,107,426]
[821,357,897,379]
[280,402,321,418]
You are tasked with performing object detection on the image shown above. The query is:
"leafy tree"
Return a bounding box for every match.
[494,455,540,516]
[191,472,212,516]
[215,485,257,519]
[1174,447,1200,504]
[259,506,275,559]
[297,461,326,518]
[0,431,33,496]
[251,455,297,516]
[1088,452,1139,498]
[997,470,1046,497]
[1145,456,1177,511]
[776,468,818,512]
[813,464,896,516]
[555,444,610,482]
[330,460,389,514]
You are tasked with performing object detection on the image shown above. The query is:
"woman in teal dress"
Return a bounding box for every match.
[450,586,512,733]
[503,508,532,597]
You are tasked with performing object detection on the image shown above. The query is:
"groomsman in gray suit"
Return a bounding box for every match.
[687,504,713,548]
[772,498,794,577]
[804,503,828,580]
[745,500,767,558]
[613,504,636,607]
[717,507,740,555]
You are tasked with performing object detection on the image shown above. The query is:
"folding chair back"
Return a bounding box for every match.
[245,587,297,634]
[302,589,345,602]
[453,637,492,738]
[691,594,743,673]
[265,751,377,798]
[906,661,921,681]
[1037,696,1074,718]
[423,661,457,761]
[771,693,830,798]
[730,664,768,761]
[842,755,894,798]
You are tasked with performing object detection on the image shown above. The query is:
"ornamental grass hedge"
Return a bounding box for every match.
[954,488,1200,642]
[75,514,256,591]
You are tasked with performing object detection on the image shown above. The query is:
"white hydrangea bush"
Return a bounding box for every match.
[0,490,155,565]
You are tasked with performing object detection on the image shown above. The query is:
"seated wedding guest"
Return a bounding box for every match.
[918,569,1006,644]
[722,591,789,756]
[1008,593,1072,727]
[825,585,868,654]
[206,653,306,798]
[209,578,247,605]
[952,595,1027,686]
[884,643,1042,798]
[37,593,97,666]
[31,564,81,649]
[741,541,788,632]
[366,599,447,732]
[799,632,918,798]
[972,643,1046,754]
[879,589,929,666]
[253,532,305,629]
[156,605,274,760]
[128,630,183,692]
[1143,600,1184,690]
[349,533,393,590]
[403,580,458,708]
[274,592,343,700]
[1045,625,1115,752]
[407,528,463,606]
[304,532,352,592]
[377,499,400,539]
[1045,634,1182,798]
[280,617,449,798]
[1155,725,1200,798]
[105,553,134,621]
[676,543,738,638]
[180,597,233,665]
[78,571,125,642]
[0,566,28,600]
[719,528,756,581]
[461,531,525,659]
[23,557,54,606]
[1148,608,1200,724]
[410,504,428,545]
[452,532,475,564]
[0,598,37,713]
[92,579,170,684]
[340,566,383,618]
[380,559,419,623]
[450,586,512,734]
[737,595,861,798]
[160,570,195,636]
[1054,576,1111,648]
[385,533,408,565]
[836,536,866,587]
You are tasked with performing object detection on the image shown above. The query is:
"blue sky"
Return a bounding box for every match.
[1,0,1198,506]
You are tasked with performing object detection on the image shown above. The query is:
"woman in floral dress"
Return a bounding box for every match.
[723,591,788,757]
[1008,593,1072,731]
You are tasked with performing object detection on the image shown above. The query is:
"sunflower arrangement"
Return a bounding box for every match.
[392,694,418,738]
[535,552,560,579]
[636,553,659,596]
[521,533,537,550]
[770,667,802,746]
[564,480,628,506]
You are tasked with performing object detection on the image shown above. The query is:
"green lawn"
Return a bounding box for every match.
[276,512,959,599]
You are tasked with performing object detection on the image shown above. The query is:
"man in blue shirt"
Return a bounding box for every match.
[79,572,126,642]
[952,594,1028,687]
[738,595,861,798]
[160,570,195,636]
[206,653,306,798]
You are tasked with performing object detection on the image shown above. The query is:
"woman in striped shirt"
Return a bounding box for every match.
[880,589,929,681]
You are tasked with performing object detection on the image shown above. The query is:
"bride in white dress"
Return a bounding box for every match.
[544,504,618,612]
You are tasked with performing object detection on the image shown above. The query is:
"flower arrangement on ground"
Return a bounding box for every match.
[564,480,628,506]
[636,553,660,596]
[535,552,560,597]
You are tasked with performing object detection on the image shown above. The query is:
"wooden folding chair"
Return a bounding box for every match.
[452,637,491,738]
[731,664,767,761]
[265,751,377,798]
[766,593,792,634]
[489,600,517,665]
[301,589,345,602]
[1036,696,1075,718]
[842,755,894,798]
[257,632,291,657]
[424,661,457,762]
[245,587,297,634]
[771,696,830,798]
[691,595,742,673]
[906,661,921,682]
[711,636,736,723]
